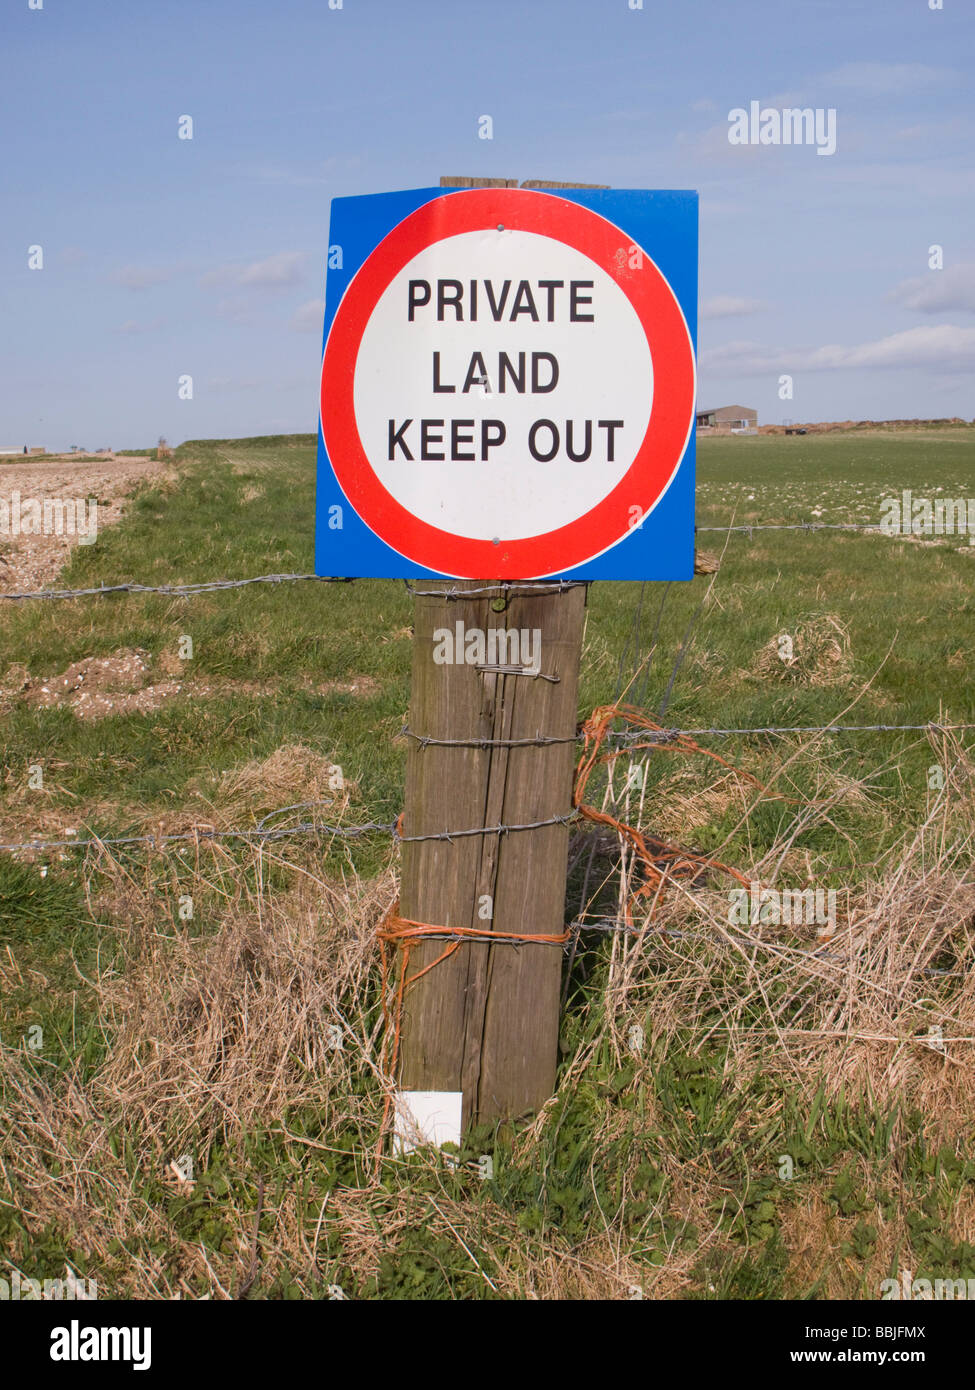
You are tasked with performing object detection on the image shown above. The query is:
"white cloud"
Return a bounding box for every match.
[700,295,766,319]
[290,299,324,333]
[821,62,954,94]
[699,338,776,373]
[888,263,975,315]
[213,297,255,325]
[117,318,164,335]
[238,251,305,287]
[206,376,265,394]
[676,119,762,164]
[701,324,975,374]
[201,251,305,291]
[110,264,174,290]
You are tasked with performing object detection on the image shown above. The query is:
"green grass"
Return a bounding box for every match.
[1,427,973,1299]
[1,430,971,833]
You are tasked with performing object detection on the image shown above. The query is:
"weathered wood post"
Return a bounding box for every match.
[398,577,587,1129]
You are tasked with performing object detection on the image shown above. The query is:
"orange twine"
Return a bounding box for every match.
[574,703,758,922]
[373,703,767,1165]
[374,898,570,1169]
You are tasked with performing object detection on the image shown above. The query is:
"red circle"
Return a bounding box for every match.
[321,188,695,578]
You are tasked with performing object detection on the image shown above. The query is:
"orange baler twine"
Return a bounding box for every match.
[574,703,760,921]
[373,703,768,1163]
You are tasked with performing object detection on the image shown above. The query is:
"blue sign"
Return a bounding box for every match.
[316,185,697,580]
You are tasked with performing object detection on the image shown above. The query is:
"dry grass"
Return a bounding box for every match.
[594,731,975,1120]
[1,848,394,1297]
[92,861,387,1161]
[195,744,355,824]
[1,733,973,1299]
[752,613,855,686]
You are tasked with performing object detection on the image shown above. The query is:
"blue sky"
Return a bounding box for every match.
[2,0,973,449]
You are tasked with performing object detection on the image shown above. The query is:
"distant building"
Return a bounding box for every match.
[696,405,758,432]
[0,447,22,456]
[28,446,46,455]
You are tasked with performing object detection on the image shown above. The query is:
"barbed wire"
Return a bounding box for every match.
[4,523,968,603]
[607,720,975,742]
[696,522,873,534]
[2,720,969,856]
[402,579,588,598]
[696,522,973,536]
[0,808,578,856]
[566,915,968,977]
[393,811,576,842]
[4,524,969,1011]
[0,812,397,855]
[0,573,353,602]
[401,720,975,749]
[400,726,577,748]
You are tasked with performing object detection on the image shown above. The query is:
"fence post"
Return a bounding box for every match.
[397,578,587,1131]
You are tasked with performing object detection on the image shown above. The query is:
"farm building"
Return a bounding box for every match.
[695,405,758,432]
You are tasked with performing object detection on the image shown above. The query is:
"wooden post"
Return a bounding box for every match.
[398,579,587,1129]
[392,177,611,1133]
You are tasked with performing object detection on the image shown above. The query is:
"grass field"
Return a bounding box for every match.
[1,428,973,1299]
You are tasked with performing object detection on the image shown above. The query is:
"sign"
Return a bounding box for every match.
[316,186,697,580]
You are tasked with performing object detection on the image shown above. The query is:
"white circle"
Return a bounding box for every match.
[353,229,653,541]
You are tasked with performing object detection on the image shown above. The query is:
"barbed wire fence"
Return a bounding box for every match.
[572,531,973,978]
[1,522,973,957]
[2,720,971,859]
[1,516,970,603]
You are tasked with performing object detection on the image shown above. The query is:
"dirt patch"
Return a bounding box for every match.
[5,648,182,720]
[1,650,386,721]
[0,742,358,855]
[0,453,171,594]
